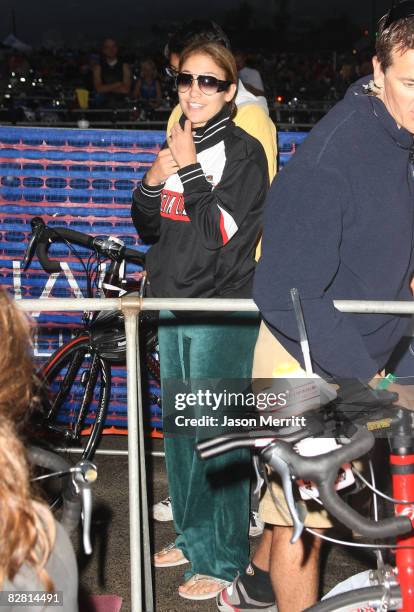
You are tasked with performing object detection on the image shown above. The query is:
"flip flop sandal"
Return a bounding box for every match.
[153,543,189,567]
[178,574,231,601]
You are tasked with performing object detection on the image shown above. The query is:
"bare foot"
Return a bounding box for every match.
[153,544,188,567]
[179,574,230,600]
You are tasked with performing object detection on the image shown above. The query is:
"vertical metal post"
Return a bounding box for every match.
[124,309,142,612]
[135,310,154,611]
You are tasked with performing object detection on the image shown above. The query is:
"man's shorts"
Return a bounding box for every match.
[260,473,334,528]
[252,321,364,529]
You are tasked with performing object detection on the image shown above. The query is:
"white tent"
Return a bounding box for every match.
[3,33,32,54]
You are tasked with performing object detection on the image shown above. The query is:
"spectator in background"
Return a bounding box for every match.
[76,52,95,92]
[0,289,78,610]
[234,49,265,97]
[93,38,131,108]
[339,59,357,83]
[133,58,162,108]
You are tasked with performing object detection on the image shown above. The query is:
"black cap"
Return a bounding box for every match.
[383,0,414,29]
[164,20,231,60]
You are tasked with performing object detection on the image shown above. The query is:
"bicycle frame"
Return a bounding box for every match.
[391,410,414,612]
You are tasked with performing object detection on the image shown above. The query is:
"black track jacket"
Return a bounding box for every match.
[131,105,268,298]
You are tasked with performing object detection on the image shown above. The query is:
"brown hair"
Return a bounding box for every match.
[0,289,55,590]
[376,13,414,71]
[0,289,39,423]
[179,41,238,99]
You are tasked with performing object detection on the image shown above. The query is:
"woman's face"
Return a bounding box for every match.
[178,53,236,128]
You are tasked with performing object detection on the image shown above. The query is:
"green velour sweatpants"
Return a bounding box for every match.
[158,311,259,582]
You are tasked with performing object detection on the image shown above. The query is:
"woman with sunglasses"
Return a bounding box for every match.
[131,41,268,601]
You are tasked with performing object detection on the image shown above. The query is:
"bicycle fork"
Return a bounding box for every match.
[391,408,414,612]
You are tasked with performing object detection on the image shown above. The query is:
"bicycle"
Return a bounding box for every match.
[197,380,414,611]
[23,216,160,460]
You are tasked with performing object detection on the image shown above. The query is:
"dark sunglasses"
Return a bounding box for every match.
[165,65,178,79]
[384,0,414,28]
[175,72,233,95]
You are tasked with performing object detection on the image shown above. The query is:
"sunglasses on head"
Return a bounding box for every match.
[384,0,414,28]
[175,72,233,95]
[165,65,178,79]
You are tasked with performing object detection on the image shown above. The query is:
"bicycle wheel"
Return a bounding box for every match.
[38,335,111,460]
[305,585,402,611]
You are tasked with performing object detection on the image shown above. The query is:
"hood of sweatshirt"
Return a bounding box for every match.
[236,79,269,114]
[345,75,413,150]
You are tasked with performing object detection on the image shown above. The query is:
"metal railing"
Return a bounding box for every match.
[16,295,414,611]
[0,91,336,131]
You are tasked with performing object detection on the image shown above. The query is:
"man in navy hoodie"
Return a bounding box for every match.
[218,3,414,612]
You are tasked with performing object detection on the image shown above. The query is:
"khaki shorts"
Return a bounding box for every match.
[259,459,365,529]
[253,321,365,529]
[260,473,335,528]
[252,321,300,379]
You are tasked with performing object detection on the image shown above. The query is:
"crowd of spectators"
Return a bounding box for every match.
[0,40,375,125]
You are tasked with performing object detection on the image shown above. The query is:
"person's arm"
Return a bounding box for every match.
[131,145,179,242]
[93,63,131,94]
[132,78,141,100]
[92,65,107,93]
[254,161,379,380]
[152,79,163,107]
[169,120,268,250]
[118,63,131,94]
[131,181,163,242]
[148,79,163,108]
[93,64,119,93]
[179,157,267,249]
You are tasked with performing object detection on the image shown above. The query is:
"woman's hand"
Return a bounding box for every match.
[145,149,179,186]
[168,120,197,169]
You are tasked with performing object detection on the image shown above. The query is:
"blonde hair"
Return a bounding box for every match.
[0,289,55,590]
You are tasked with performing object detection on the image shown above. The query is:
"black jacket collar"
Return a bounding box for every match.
[179,104,233,152]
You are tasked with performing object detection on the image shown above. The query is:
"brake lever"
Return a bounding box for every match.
[93,236,125,261]
[22,217,45,270]
[260,447,307,543]
[252,454,265,497]
[72,460,98,555]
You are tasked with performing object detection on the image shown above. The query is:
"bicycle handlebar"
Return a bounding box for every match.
[24,217,145,273]
[196,423,413,541]
[262,425,412,539]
